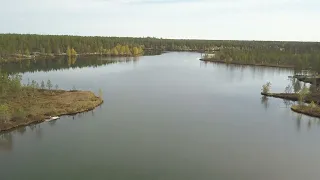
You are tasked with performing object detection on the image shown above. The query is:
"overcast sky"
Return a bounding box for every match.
[1,0,319,41]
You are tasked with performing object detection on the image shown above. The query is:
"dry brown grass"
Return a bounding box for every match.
[0,89,103,132]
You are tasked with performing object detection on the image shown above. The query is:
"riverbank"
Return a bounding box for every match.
[291,105,320,118]
[200,58,294,69]
[0,89,103,132]
[261,92,320,104]
[261,92,320,118]
[0,53,147,64]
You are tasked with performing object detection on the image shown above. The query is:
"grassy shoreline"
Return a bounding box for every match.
[0,53,146,64]
[0,89,103,132]
[200,58,294,69]
[261,92,320,104]
[291,105,320,118]
[261,92,320,118]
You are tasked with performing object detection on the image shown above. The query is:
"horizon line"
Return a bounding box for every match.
[1,33,319,43]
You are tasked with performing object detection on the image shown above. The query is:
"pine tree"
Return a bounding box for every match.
[41,80,45,89]
[46,80,53,90]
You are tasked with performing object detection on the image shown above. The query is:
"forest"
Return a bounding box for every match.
[206,47,320,71]
[1,34,320,71]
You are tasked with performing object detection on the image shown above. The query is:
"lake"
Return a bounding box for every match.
[1,52,320,180]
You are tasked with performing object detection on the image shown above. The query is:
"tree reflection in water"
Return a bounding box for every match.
[16,126,27,135]
[1,55,141,75]
[35,124,42,140]
[0,132,13,152]
[48,120,57,127]
[294,113,320,131]
[296,114,302,131]
[261,96,269,110]
[283,99,294,108]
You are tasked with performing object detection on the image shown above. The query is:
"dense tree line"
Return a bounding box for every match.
[2,34,319,57]
[1,34,320,70]
[205,45,320,72]
[0,34,211,57]
[0,34,145,61]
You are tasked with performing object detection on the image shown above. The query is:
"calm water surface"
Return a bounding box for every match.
[1,52,320,180]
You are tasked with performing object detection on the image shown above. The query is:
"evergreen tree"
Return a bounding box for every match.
[46,79,53,90]
[40,80,45,89]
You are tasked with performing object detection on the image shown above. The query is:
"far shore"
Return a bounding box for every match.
[0,50,204,64]
[0,52,147,64]
[200,58,295,69]
[0,90,103,133]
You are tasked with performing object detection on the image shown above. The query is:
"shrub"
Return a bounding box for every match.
[262,82,271,94]
[298,86,310,106]
[309,101,317,109]
[0,104,10,122]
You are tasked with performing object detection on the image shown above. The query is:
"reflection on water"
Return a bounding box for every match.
[200,61,293,82]
[16,126,27,135]
[294,113,320,131]
[0,109,97,152]
[3,53,320,179]
[260,96,269,110]
[35,124,43,140]
[0,133,12,152]
[283,99,294,108]
[48,120,57,127]
[296,114,302,131]
[1,55,141,74]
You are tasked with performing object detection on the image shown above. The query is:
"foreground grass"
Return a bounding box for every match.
[0,88,103,132]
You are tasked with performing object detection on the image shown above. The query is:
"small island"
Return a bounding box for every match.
[0,72,103,132]
[261,78,320,118]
